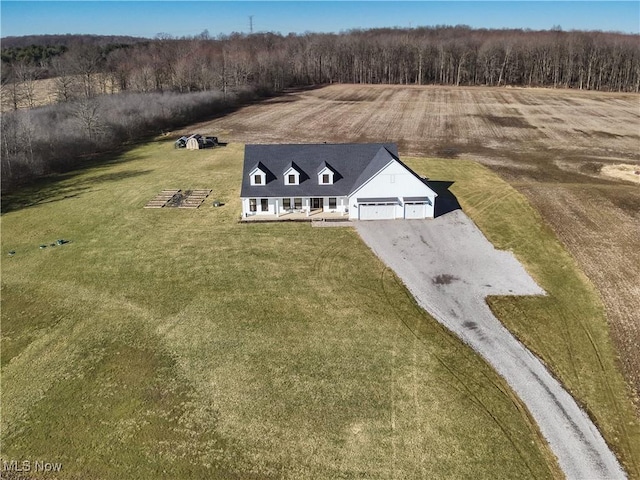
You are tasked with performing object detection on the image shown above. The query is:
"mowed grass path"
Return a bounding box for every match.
[0,141,611,478]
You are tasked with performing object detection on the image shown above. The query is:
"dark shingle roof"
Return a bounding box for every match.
[240,143,398,198]
[283,161,300,173]
[316,161,336,175]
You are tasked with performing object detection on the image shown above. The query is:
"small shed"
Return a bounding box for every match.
[186,134,203,150]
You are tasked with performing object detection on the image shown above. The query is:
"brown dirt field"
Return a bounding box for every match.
[193,84,640,411]
[192,84,639,160]
[517,183,640,404]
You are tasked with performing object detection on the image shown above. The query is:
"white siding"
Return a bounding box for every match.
[348,160,436,220]
[241,197,275,216]
[242,196,349,217]
[404,203,426,219]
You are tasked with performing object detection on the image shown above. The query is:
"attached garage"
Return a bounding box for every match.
[357,198,399,220]
[403,196,433,220]
[404,203,426,219]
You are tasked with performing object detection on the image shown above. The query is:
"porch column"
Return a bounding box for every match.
[276,199,279,218]
[306,198,310,217]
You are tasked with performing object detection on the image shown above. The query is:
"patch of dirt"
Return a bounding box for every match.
[600,164,640,184]
[579,162,603,174]
[482,115,537,129]
[435,145,460,159]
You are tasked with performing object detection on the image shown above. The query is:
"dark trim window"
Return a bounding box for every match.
[254,174,262,185]
[329,197,337,209]
[283,198,291,209]
[288,174,296,184]
[249,198,257,212]
[294,198,302,209]
[261,199,269,212]
[322,174,330,184]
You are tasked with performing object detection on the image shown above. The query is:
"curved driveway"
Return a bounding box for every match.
[356,211,625,480]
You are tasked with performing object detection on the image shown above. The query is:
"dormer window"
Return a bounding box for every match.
[318,164,335,185]
[283,164,301,185]
[250,166,266,186]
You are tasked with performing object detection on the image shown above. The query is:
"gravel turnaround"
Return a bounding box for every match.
[356,211,626,480]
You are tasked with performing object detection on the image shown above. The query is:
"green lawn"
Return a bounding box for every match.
[0,140,627,479]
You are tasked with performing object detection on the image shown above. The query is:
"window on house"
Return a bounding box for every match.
[288,174,296,184]
[283,198,291,209]
[329,197,337,209]
[261,199,268,212]
[322,174,330,184]
[249,198,257,212]
[254,174,262,185]
[294,198,302,209]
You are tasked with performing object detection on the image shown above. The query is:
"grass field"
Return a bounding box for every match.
[1,143,565,478]
[193,84,640,410]
[2,138,639,478]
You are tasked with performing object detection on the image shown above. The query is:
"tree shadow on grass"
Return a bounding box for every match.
[427,180,462,218]
[1,168,152,214]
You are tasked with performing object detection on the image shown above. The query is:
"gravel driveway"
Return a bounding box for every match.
[356,210,625,480]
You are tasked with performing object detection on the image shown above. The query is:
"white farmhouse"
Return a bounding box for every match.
[240,143,437,220]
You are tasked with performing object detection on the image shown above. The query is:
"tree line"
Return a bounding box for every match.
[1,44,68,65]
[3,26,639,100]
[0,87,268,191]
[1,26,638,191]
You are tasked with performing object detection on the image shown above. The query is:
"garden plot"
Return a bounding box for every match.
[176,189,212,209]
[143,189,181,208]
[144,189,211,209]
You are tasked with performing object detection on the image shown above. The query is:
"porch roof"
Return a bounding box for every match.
[403,196,432,203]
[357,197,400,204]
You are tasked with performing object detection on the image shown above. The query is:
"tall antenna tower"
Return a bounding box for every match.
[249,15,254,34]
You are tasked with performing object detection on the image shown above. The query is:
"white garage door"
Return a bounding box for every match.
[404,203,426,219]
[359,204,396,220]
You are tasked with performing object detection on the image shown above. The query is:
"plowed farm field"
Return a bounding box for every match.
[195,84,640,409]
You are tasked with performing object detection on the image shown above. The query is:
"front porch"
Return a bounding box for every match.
[240,209,349,222]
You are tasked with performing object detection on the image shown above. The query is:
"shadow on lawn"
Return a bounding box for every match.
[1,167,152,214]
[428,180,462,218]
